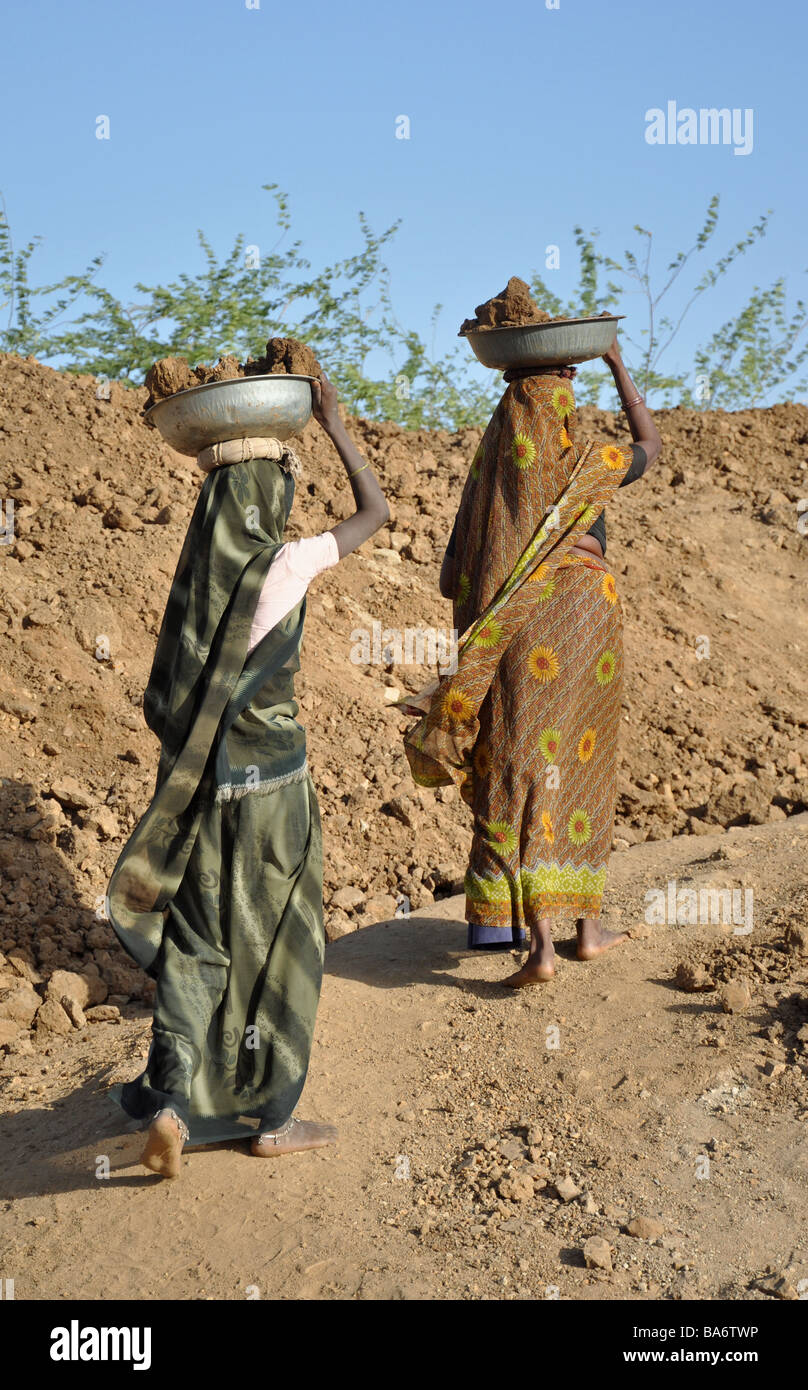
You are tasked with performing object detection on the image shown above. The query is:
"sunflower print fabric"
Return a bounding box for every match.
[402,374,632,944]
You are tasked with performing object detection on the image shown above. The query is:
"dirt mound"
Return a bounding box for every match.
[143,336,322,409]
[0,350,807,1029]
[459,276,558,333]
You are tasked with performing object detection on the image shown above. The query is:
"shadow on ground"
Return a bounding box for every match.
[0,1069,264,1201]
[324,902,592,996]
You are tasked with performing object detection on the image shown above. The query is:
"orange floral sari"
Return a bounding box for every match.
[403,375,631,946]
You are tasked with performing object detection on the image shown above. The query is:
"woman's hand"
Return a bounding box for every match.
[599,312,623,371]
[602,341,622,371]
[597,320,663,467]
[310,371,342,434]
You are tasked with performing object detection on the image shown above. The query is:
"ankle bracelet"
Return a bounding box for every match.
[257,1116,297,1145]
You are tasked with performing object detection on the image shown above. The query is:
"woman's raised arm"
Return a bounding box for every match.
[602,337,662,470]
[311,371,390,557]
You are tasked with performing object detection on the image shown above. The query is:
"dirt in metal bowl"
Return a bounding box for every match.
[144,373,316,457]
[461,315,625,371]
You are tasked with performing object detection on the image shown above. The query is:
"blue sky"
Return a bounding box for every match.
[1,0,805,404]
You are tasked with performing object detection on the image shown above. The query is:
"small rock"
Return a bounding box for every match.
[363,893,398,920]
[403,536,434,565]
[46,969,107,1008]
[85,1004,121,1023]
[0,983,41,1026]
[60,996,86,1029]
[0,693,38,721]
[757,1270,801,1301]
[325,915,357,942]
[35,997,74,1035]
[381,796,418,829]
[625,1215,665,1241]
[25,602,61,627]
[103,506,141,531]
[708,779,771,827]
[6,951,43,984]
[499,1172,535,1203]
[675,961,714,993]
[83,806,120,840]
[523,1162,551,1183]
[554,1176,581,1203]
[330,886,364,912]
[48,776,93,811]
[583,1236,613,1271]
[720,980,752,1014]
[0,1019,23,1046]
[784,921,808,956]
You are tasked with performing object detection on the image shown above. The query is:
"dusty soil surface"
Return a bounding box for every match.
[143,337,322,408]
[1,816,807,1301]
[459,275,561,333]
[0,352,807,1299]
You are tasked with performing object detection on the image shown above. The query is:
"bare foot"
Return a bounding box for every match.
[576,916,628,961]
[140,1110,185,1179]
[250,1119,338,1157]
[503,936,555,988]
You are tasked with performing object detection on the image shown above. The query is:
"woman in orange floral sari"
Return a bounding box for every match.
[403,336,661,985]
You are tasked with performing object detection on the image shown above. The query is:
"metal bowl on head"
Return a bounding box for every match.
[460,315,625,371]
[144,373,316,456]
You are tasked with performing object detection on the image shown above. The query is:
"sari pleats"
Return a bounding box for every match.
[119,774,324,1136]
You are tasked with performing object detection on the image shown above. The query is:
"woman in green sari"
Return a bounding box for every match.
[107,372,388,1178]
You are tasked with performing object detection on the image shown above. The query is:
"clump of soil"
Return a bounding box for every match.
[143,337,322,409]
[459,277,560,334]
[245,337,322,379]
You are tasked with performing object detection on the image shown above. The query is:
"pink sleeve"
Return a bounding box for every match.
[283,532,340,581]
[247,532,340,653]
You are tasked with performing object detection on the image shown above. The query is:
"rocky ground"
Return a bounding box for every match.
[0,352,806,1299]
[1,818,807,1301]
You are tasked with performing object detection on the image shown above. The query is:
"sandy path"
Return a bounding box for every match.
[1,815,807,1301]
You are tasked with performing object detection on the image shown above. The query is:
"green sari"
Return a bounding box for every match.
[106,455,324,1144]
